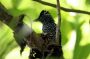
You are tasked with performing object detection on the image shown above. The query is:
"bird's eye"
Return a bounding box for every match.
[44,11,49,15]
[40,10,50,16]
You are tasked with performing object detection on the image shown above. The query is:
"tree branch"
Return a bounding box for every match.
[56,0,64,59]
[33,0,90,15]
[0,3,13,23]
[56,0,61,45]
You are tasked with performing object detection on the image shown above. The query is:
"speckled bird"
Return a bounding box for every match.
[35,10,63,59]
[35,10,56,43]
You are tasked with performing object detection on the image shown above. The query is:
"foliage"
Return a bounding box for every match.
[0,0,90,59]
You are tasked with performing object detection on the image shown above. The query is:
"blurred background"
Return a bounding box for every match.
[0,0,90,59]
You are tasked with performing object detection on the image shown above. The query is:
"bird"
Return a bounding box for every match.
[14,10,62,59]
[35,10,62,58]
[13,14,44,59]
[14,15,33,54]
[35,10,56,44]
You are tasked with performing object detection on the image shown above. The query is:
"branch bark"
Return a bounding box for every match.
[56,0,64,59]
[33,0,90,15]
[56,0,61,45]
[0,3,13,24]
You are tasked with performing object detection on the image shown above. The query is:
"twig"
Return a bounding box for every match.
[56,0,61,45]
[56,0,64,59]
[33,0,90,15]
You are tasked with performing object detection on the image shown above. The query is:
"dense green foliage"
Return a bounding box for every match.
[0,0,90,59]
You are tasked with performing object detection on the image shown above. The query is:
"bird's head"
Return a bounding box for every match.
[35,10,54,24]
